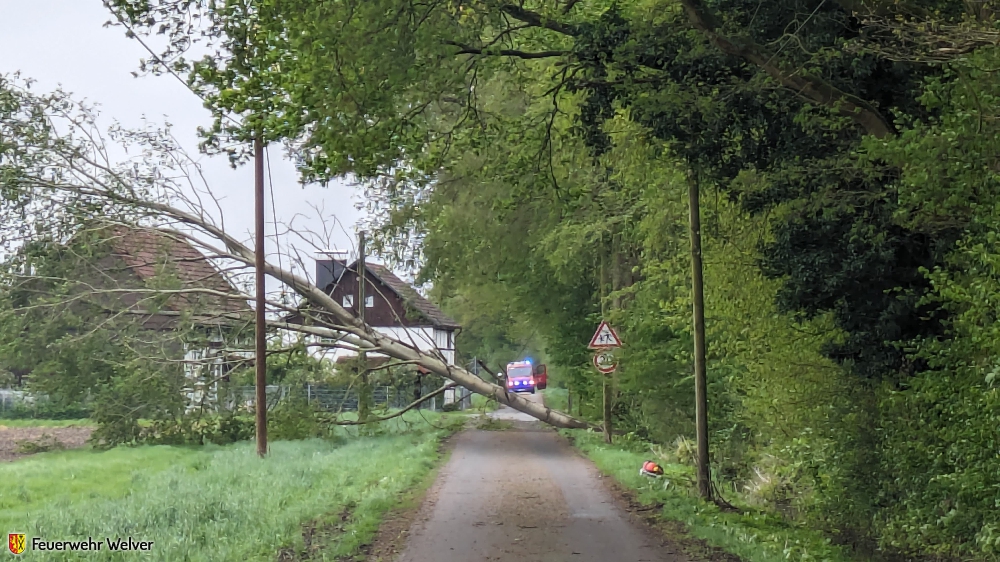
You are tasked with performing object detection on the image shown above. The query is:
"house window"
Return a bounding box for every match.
[365,295,374,308]
[343,295,354,307]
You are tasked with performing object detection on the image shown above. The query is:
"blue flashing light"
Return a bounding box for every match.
[525,358,532,364]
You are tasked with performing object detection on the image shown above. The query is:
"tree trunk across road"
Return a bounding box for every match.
[393,393,687,562]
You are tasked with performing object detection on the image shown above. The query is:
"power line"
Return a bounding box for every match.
[264,146,286,298]
[111,10,243,128]
[763,0,828,68]
[116,7,292,287]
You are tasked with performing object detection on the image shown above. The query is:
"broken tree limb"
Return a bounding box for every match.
[166,219,595,428]
[10,96,594,429]
[76,201,593,428]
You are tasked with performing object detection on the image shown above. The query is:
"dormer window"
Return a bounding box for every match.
[365,295,374,308]
[343,295,354,308]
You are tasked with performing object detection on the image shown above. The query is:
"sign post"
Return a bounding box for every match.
[589,321,622,374]
[589,320,622,444]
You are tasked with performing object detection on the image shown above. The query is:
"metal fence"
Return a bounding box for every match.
[220,382,470,413]
[0,389,28,414]
[2,379,475,417]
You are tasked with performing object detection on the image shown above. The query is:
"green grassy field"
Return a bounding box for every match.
[1,412,460,561]
[564,430,856,562]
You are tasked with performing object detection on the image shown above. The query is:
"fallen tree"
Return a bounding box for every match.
[0,74,591,430]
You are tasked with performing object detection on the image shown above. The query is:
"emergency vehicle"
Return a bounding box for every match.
[505,359,547,393]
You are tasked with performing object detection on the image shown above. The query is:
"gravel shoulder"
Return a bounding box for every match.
[390,394,689,562]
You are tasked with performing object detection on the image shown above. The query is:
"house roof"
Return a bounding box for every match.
[362,263,461,330]
[283,260,460,330]
[106,226,252,321]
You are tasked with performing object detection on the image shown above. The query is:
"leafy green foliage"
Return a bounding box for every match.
[567,429,855,562]
[0,400,90,421]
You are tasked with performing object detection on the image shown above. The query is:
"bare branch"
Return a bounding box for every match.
[445,41,569,59]
[499,4,579,36]
[849,15,1000,63]
[328,382,457,425]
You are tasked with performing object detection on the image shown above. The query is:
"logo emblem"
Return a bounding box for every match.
[8,533,26,555]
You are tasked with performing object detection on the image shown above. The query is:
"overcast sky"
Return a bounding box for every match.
[0,0,367,282]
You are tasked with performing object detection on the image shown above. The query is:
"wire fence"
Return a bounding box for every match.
[219,382,472,413]
[1,381,474,418]
[0,389,27,413]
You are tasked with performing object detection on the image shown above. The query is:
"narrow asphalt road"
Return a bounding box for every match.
[395,393,686,562]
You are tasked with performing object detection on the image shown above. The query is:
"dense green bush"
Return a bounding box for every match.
[267,397,329,441]
[876,373,1000,557]
[139,414,256,446]
[135,401,335,447]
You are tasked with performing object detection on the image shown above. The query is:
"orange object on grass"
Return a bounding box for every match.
[642,460,664,475]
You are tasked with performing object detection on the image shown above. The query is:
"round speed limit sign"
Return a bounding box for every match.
[593,351,617,374]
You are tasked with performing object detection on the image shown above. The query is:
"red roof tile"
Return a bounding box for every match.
[106,226,252,320]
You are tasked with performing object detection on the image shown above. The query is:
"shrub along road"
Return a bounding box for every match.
[394,392,686,562]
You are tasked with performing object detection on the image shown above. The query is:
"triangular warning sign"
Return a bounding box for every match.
[588,321,622,349]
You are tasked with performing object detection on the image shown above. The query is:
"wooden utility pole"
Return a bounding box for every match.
[688,175,712,500]
[254,135,268,458]
[357,231,371,422]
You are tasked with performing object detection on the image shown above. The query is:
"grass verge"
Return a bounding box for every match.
[541,388,569,412]
[470,393,499,412]
[363,433,457,562]
[1,411,462,561]
[563,429,857,562]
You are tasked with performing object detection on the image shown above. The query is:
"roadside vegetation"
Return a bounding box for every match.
[565,428,854,562]
[0,412,459,561]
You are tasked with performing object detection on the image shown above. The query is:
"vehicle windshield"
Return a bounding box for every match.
[507,365,532,378]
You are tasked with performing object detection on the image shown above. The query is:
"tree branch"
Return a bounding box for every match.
[499,4,578,36]
[678,0,895,138]
[562,0,583,14]
[327,382,458,425]
[445,41,568,59]
[2,87,593,430]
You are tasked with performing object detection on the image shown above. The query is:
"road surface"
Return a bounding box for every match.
[394,393,686,562]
